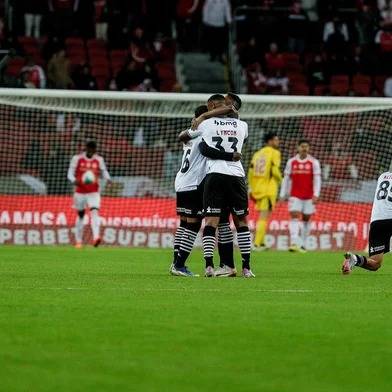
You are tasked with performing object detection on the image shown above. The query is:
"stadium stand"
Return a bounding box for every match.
[0,0,390,96]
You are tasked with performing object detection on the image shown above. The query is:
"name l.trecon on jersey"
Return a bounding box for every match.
[197,117,248,177]
[280,154,321,199]
[174,130,207,192]
[371,172,392,222]
[67,152,111,194]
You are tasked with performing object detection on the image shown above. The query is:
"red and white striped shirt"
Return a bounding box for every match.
[67,153,110,194]
[280,154,321,200]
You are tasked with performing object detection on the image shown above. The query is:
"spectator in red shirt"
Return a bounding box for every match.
[130,27,154,64]
[265,42,286,73]
[246,62,267,94]
[20,56,46,89]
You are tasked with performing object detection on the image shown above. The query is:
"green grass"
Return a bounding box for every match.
[1,246,392,392]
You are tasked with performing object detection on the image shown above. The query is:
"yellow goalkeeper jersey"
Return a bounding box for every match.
[248,146,282,200]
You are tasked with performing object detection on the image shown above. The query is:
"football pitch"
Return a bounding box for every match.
[1,246,392,392]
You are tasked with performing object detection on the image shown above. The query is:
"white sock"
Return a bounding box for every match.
[90,209,101,240]
[301,221,311,248]
[289,219,300,246]
[75,216,84,243]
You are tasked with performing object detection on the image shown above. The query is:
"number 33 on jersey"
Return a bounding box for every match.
[371,172,392,222]
[198,118,248,177]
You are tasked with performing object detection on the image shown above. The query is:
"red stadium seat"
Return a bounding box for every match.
[110,50,128,61]
[379,31,392,52]
[88,47,108,58]
[352,74,371,85]
[17,36,38,46]
[23,44,40,56]
[87,39,106,49]
[331,75,349,85]
[156,63,176,80]
[331,83,348,96]
[67,47,86,58]
[90,56,110,68]
[95,76,108,90]
[5,57,25,77]
[353,82,370,96]
[375,75,387,93]
[91,66,110,78]
[65,37,84,48]
[290,83,309,95]
[111,60,125,75]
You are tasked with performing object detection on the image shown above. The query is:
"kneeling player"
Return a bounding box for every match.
[343,171,392,274]
[67,140,111,248]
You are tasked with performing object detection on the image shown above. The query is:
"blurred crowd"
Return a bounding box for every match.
[0,1,391,95]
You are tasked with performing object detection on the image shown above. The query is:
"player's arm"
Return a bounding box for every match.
[247,154,256,199]
[313,159,322,202]
[178,128,202,143]
[271,151,282,183]
[191,105,237,130]
[99,157,112,184]
[279,160,291,200]
[198,140,241,162]
[67,156,78,185]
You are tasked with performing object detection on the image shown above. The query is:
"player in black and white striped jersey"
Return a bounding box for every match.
[342,171,392,274]
[198,94,255,278]
[171,104,241,277]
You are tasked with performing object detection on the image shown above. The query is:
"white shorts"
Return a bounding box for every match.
[73,192,101,211]
[288,197,315,215]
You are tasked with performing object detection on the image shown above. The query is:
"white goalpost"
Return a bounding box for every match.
[0,88,391,250]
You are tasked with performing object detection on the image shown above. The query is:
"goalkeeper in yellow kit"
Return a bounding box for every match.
[248,132,282,250]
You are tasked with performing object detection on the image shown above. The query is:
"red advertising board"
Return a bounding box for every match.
[0,195,371,250]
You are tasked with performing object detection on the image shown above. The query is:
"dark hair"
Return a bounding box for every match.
[227,92,242,110]
[207,94,225,103]
[298,139,310,145]
[264,132,278,144]
[86,140,97,149]
[194,105,208,118]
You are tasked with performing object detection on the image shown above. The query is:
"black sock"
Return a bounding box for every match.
[203,225,216,268]
[173,221,186,263]
[175,222,201,268]
[217,222,234,268]
[237,226,251,270]
[354,254,367,268]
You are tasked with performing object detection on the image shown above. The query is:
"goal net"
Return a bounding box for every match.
[0,89,391,250]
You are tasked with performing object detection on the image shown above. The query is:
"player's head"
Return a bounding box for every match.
[264,132,280,148]
[225,92,242,111]
[85,140,97,157]
[194,105,208,118]
[207,94,225,110]
[297,139,310,156]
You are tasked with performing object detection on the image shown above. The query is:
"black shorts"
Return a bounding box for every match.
[369,219,392,256]
[203,173,248,217]
[176,183,204,217]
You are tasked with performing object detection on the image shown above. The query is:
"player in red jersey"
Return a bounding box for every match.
[67,141,111,248]
[280,140,321,252]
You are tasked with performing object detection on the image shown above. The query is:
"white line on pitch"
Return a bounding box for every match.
[1,287,315,293]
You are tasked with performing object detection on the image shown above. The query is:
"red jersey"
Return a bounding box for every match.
[281,154,321,200]
[67,153,110,194]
